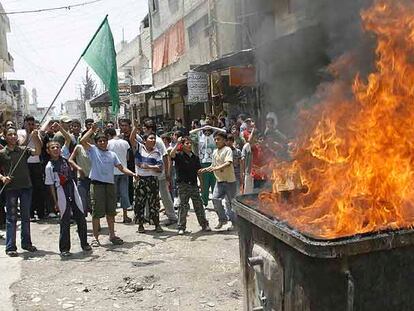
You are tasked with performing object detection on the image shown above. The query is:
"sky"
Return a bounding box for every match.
[2,0,148,109]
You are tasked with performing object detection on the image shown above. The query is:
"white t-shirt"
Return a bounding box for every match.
[198,132,216,164]
[17,129,40,164]
[108,138,130,175]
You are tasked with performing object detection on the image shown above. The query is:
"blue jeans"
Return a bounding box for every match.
[212,182,237,224]
[114,175,130,210]
[78,177,91,214]
[158,178,177,221]
[5,188,33,252]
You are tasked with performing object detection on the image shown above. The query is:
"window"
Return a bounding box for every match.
[187,15,209,47]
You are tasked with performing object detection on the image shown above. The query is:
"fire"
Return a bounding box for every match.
[259,0,414,239]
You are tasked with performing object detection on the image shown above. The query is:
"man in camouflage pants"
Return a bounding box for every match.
[170,136,211,235]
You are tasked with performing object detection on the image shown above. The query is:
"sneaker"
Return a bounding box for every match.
[202,225,212,232]
[60,251,72,258]
[6,250,18,257]
[162,219,177,226]
[91,239,100,248]
[138,224,145,233]
[178,229,185,235]
[22,245,37,252]
[155,225,164,233]
[82,244,92,252]
[214,221,228,230]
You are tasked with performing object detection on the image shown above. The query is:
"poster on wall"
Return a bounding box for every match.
[188,70,208,103]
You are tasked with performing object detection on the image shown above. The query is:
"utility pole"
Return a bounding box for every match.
[208,0,220,60]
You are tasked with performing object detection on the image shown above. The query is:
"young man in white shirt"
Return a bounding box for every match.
[106,128,132,224]
[18,115,45,220]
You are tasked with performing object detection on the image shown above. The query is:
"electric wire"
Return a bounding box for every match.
[0,0,104,15]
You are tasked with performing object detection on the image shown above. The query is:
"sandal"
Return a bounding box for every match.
[91,239,100,247]
[110,236,124,245]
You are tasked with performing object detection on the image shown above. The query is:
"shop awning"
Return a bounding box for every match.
[89,85,152,108]
[192,49,255,73]
[135,76,187,96]
[89,91,111,108]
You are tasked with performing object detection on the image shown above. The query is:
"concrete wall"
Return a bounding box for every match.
[0,2,13,73]
[64,100,84,121]
[150,0,205,40]
[215,0,241,57]
[117,19,152,86]
[151,0,209,88]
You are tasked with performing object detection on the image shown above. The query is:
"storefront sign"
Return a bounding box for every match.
[229,67,256,87]
[188,70,209,103]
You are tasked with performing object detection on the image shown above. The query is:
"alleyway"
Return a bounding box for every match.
[0,207,243,311]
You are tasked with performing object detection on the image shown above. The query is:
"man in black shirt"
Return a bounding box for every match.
[170,136,210,235]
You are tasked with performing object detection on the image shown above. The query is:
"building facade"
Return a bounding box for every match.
[0,2,13,76]
[0,1,15,123]
[145,0,246,125]
[63,99,85,123]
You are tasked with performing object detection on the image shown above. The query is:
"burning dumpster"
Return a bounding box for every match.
[234,0,414,310]
[234,195,414,311]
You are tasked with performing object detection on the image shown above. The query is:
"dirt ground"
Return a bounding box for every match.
[1,205,243,311]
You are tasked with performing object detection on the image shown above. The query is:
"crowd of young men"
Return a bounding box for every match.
[0,111,288,257]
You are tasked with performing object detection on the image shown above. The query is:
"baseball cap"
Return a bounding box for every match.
[60,116,72,123]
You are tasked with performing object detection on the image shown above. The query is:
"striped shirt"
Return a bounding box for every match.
[135,143,163,177]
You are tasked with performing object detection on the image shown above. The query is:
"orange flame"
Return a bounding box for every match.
[260,0,414,239]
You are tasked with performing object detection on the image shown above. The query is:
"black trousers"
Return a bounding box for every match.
[127,162,135,205]
[59,200,88,253]
[28,163,45,218]
[0,191,5,226]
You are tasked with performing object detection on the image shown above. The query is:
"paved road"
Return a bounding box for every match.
[0,204,243,311]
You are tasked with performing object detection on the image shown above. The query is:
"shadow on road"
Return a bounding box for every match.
[190,229,238,242]
[21,249,58,260]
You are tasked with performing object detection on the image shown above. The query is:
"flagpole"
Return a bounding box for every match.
[0,15,109,196]
[81,15,109,57]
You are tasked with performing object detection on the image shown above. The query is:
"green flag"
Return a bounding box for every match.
[82,17,119,114]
